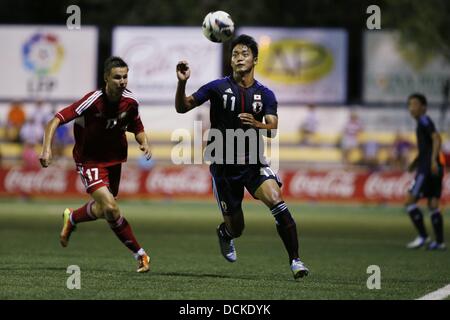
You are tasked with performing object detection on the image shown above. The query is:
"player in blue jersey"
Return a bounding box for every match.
[175,34,309,279]
[405,93,446,250]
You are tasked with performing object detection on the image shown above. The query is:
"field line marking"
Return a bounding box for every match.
[416,284,450,300]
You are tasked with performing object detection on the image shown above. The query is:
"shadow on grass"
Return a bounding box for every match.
[0,267,257,281]
[152,271,257,281]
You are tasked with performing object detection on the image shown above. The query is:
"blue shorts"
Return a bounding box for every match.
[408,170,443,199]
[210,164,282,215]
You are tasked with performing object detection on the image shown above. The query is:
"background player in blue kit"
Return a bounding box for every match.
[175,34,309,279]
[405,93,446,250]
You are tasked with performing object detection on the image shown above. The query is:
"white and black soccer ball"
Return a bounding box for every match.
[202,11,235,43]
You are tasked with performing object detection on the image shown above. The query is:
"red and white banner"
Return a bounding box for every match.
[0,167,449,203]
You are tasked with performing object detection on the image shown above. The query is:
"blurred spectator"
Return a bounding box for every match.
[29,99,53,128]
[340,111,363,165]
[388,132,414,170]
[21,144,40,169]
[361,140,380,171]
[20,118,44,169]
[53,123,74,166]
[439,78,449,131]
[20,118,43,145]
[442,130,450,168]
[47,105,74,167]
[299,104,319,145]
[5,101,26,142]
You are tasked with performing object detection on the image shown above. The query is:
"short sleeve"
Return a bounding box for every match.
[263,88,278,116]
[56,91,100,124]
[56,102,81,124]
[127,106,145,135]
[419,115,436,136]
[192,80,219,106]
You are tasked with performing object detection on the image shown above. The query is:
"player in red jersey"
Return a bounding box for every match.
[39,57,152,273]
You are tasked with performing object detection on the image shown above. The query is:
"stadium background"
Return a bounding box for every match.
[0,0,449,300]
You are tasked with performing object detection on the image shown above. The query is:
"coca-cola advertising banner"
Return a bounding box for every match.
[0,167,449,203]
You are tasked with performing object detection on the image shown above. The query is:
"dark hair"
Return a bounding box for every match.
[408,93,427,106]
[231,34,258,58]
[104,56,128,76]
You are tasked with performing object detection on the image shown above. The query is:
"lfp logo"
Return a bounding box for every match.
[22,33,64,76]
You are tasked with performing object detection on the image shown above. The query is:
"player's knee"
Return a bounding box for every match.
[91,202,106,219]
[102,202,120,220]
[266,192,283,208]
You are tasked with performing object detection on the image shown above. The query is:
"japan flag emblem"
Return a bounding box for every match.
[252,101,263,114]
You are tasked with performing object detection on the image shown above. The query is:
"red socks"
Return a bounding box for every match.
[108,216,142,254]
[70,201,142,254]
[71,201,97,224]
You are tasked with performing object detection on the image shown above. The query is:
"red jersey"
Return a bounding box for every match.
[56,88,144,166]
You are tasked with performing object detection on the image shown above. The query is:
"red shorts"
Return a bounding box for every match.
[76,163,122,196]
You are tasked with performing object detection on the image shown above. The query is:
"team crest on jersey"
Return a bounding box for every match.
[252,94,262,114]
[105,118,118,129]
[252,101,263,114]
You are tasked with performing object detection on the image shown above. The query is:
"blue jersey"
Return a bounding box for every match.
[415,115,441,173]
[192,76,278,164]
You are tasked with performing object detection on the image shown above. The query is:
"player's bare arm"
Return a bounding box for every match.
[238,113,277,130]
[39,116,61,168]
[135,131,152,160]
[431,131,442,174]
[238,113,278,137]
[175,60,198,113]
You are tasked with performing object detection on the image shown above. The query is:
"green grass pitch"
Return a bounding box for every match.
[0,198,449,299]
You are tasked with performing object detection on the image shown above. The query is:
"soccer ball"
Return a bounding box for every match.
[202,11,234,43]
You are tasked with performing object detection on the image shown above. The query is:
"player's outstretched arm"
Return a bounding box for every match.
[175,61,198,113]
[135,131,152,160]
[39,117,61,168]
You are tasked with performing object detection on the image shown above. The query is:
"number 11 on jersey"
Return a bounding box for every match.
[223,94,236,111]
